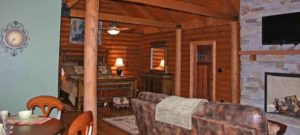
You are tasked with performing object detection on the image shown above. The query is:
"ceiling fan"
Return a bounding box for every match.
[101,22,131,35]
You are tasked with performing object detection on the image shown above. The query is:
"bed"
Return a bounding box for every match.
[60,49,137,110]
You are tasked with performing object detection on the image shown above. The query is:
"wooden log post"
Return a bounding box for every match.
[230,21,240,103]
[175,25,182,96]
[84,0,99,134]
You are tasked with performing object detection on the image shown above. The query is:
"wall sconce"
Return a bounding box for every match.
[159,59,165,69]
[114,57,124,76]
[61,68,65,76]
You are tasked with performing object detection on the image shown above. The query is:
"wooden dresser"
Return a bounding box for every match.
[77,76,137,110]
[140,71,173,95]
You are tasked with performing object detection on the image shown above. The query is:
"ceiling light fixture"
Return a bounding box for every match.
[107,27,120,35]
[107,22,120,35]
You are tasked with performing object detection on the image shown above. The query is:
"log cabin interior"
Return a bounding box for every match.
[60,0,240,101]
[1,0,300,134]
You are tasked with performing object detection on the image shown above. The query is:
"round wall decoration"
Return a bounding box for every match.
[0,21,29,56]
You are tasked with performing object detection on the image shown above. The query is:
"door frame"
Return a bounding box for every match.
[189,40,216,101]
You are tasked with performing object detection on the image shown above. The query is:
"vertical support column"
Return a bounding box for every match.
[231,21,240,103]
[175,25,182,96]
[84,0,99,134]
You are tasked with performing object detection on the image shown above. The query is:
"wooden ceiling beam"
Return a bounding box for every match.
[65,0,80,8]
[222,0,238,17]
[108,0,132,16]
[119,0,235,20]
[70,9,177,28]
[134,5,162,32]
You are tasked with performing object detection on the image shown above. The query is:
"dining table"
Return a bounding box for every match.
[2,116,65,135]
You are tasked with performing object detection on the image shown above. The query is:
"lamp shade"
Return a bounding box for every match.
[107,27,120,35]
[159,59,165,68]
[114,58,124,67]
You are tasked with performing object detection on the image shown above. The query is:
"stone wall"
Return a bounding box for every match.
[240,0,300,109]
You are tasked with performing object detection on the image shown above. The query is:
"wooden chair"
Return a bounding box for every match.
[68,111,93,135]
[27,95,65,120]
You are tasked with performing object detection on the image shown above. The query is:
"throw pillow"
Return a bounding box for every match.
[73,66,84,74]
[98,66,112,75]
[268,121,281,135]
[63,66,76,75]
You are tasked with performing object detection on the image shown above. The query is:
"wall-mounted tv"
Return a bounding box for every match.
[262,12,300,45]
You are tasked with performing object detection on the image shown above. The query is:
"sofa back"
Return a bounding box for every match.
[193,102,268,135]
[132,91,191,135]
[138,91,167,103]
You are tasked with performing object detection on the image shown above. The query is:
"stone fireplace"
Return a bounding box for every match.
[240,0,300,134]
[265,73,300,118]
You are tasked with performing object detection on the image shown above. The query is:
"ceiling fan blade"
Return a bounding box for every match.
[99,27,109,30]
[119,27,131,31]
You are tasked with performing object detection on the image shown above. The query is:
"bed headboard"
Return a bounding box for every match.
[62,49,108,66]
[61,48,111,76]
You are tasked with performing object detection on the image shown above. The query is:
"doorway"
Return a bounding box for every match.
[189,41,216,101]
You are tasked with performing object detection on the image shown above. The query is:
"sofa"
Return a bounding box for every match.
[131,91,269,135]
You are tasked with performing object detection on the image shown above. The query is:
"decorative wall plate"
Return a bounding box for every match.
[0,21,29,56]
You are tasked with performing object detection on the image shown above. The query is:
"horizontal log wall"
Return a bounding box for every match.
[60,17,142,77]
[142,31,176,71]
[142,25,232,102]
[141,31,176,93]
[61,16,232,101]
[182,25,232,102]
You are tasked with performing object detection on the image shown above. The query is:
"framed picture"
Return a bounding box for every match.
[69,18,102,44]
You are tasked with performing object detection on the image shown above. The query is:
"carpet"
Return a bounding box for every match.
[103,115,139,135]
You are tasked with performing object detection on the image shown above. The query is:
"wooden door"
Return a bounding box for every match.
[190,41,216,101]
[195,46,212,100]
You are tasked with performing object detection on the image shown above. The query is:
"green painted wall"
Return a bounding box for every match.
[0,0,61,114]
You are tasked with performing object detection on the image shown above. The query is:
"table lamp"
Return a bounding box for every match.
[114,57,124,76]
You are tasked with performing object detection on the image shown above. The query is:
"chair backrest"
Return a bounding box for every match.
[27,95,65,120]
[68,111,93,135]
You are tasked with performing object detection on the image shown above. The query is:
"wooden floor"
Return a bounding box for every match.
[61,106,133,135]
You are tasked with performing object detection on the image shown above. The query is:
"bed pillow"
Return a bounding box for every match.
[63,66,76,75]
[73,66,84,74]
[98,66,112,75]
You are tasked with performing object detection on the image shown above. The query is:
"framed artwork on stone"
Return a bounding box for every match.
[69,18,102,45]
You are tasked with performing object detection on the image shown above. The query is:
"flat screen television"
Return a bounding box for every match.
[262,12,300,45]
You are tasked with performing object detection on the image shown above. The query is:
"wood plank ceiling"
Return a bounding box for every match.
[67,0,240,34]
